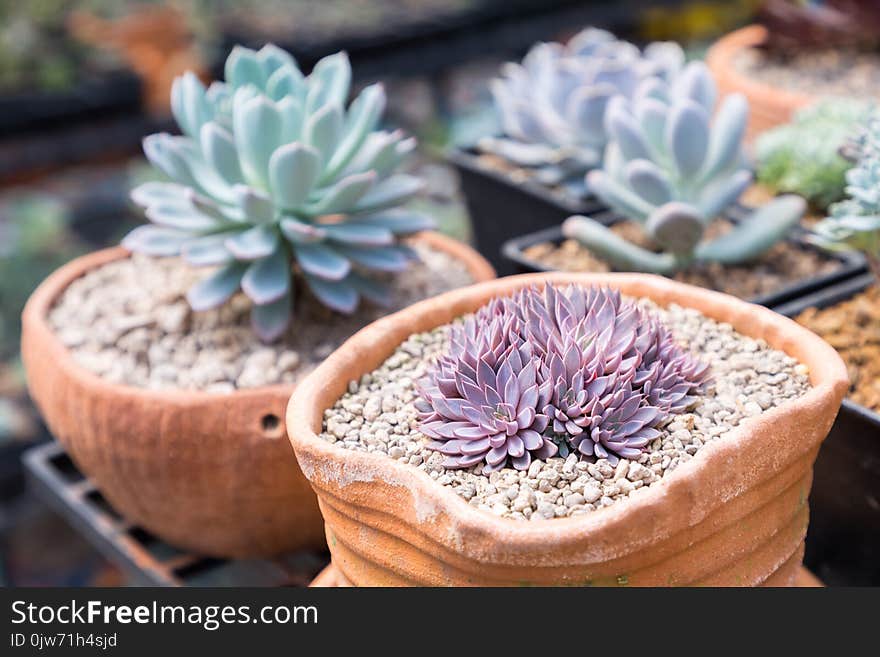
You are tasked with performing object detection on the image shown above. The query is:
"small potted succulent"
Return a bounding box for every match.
[21,44,494,558]
[772,112,880,585]
[706,0,880,140]
[288,274,848,586]
[753,99,871,215]
[449,27,685,274]
[504,61,867,308]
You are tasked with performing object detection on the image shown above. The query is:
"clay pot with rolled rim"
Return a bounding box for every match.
[706,25,812,142]
[21,232,495,559]
[287,272,848,586]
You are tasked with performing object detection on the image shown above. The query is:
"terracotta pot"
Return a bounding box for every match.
[287,272,848,586]
[21,232,494,558]
[706,25,812,142]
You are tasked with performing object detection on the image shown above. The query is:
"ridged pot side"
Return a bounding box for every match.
[21,232,495,559]
[706,25,812,142]
[287,273,848,586]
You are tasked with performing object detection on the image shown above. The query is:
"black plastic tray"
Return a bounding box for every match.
[451,148,608,275]
[775,273,880,586]
[23,442,329,587]
[501,221,868,310]
[0,69,142,138]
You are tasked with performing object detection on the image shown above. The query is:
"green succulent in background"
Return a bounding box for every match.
[813,114,880,278]
[562,61,805,274]
[756,99,872,212]
[125,44,433,341]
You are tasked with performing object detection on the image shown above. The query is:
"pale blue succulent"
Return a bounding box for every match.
[562,61,805,274]
[480,27,684,190]
[123,44,433,341]
[812,114,880,277]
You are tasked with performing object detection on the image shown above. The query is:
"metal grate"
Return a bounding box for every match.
[23,442,329,587]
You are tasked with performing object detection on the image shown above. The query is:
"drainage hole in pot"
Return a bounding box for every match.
[261,413,283,438]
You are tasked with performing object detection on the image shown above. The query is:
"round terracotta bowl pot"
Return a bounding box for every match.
[21,232,495,559]
[287,272,848,586]
[706,25,812,142]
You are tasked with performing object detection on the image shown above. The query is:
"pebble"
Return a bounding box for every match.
[48,246,474,391]
[318,296,812,520]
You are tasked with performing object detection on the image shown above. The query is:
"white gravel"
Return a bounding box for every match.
[48,243,474,390]
[319,299,812,520]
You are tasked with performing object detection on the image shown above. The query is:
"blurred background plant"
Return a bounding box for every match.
[756,99,872,212]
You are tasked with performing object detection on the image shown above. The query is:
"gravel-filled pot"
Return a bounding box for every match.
[21,232,494,558]
[287,272,848,586]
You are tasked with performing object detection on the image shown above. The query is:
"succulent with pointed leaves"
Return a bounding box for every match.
[417,285,709,470]
[416,312,557,472]
[123,44,433,341]
[481,27,684,189]
[562,61,805,274]
[813,114,880,279]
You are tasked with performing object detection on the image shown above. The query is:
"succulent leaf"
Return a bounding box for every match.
[696,195,806,264]
[251,288,293,342]
[186,261,248,311]
[268,143,321,209]
[561,216,678,274]
[624,159,673,206]
[224,224,279,260]
[121,225,188,256]
[699,94,748,184]
[585,170,654,220]
[667,100,709,178]
[305,274,358,313]
[696,169,753,221]
[645,202,704,256]
[241,245,290,304]
[293,242,351,280]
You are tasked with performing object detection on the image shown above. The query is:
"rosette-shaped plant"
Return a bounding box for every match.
[416,312,556,472]
[480,27,684,188]
[418,284,709,470]
[562,61,806,274]
[123,44,433,341]
[812,114,880,279]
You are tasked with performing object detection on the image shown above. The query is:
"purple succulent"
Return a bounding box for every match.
[416,314,558,472]
[417,284,709,471]
[571,384,662,464]
[632,318,711,413]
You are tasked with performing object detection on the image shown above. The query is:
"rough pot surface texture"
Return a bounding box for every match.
[21,232,494,558]
[287,273,848,586]
[707,25,811,141]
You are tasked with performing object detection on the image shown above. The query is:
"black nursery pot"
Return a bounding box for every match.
[501,212,869,310]
[449,148,607,276]
[776,274,880,586]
